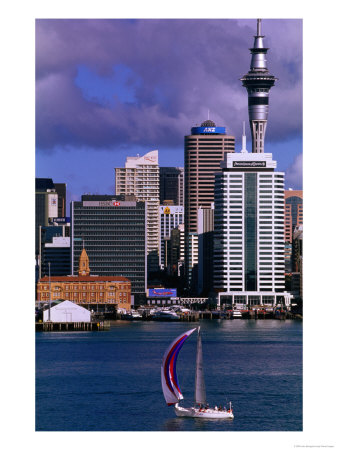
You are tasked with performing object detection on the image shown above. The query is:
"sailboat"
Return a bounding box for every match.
[161,327,234,419]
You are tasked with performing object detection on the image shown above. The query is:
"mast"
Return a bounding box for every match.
[194,326,207,405]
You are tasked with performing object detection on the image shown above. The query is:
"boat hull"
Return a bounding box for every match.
[174,404,234,419]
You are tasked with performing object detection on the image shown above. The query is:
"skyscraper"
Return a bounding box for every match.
[159,205,184,269]
[35,178,58,256]
[115,150,160,273]
[71,194,147,303]
[241,19,277,153]
[160,167,184,206]
[54,183,67,218]
[214,20,292,308]
[184,119,235,289]
[213,148,289,307]
[285,189,303,242]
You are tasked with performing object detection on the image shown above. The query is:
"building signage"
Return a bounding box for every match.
[192,126,226,135]
[98,201,113,207]
[233,161,266,168]
[52,217,70,224]
[164,207,171,214]
[113,201,120,206]
[144,156,157,162]
[148,288,177,297]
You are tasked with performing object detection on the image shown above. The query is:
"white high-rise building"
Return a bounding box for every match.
[115,150,160,272]
[214,138,291,307]
[159,205,184,269]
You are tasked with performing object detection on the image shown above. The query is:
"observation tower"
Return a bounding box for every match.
[240,19,277,153]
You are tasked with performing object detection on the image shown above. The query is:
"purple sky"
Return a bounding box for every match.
[35,19,303,213]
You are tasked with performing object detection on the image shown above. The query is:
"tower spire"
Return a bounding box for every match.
[79,246,90,276]
[240,19,278,153]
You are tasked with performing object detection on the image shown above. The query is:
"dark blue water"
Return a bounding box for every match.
[36,319,302,431]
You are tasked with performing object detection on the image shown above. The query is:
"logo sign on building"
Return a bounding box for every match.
[164,207,171,215]
[233,161,266,168]
[144,156,157,162]
[148,288,177,297]
[48,193,58,218]
[192,126,226,135]
[113,201,120,206]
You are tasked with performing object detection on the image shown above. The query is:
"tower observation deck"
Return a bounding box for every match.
[240,19,277,153]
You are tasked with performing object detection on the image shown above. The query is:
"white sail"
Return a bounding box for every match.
[194,327,207,405]
[161,328,196,405]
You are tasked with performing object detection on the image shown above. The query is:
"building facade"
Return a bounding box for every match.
[37,248,132,310]
[197,205,214,295]
[54,183,67,218]
[184,119,235,289]
[71,195,147,302]
[159,205,184,269]
[39,219,71,278]
[115,150,160,273]
[285,189,303,242]
[214,151,291,307]
[35,178,58,256]
[160,167,184,206]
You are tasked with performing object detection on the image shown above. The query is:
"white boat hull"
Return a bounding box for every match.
[174,404,234,419]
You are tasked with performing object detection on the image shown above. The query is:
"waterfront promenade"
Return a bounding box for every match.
[35,307,302,331]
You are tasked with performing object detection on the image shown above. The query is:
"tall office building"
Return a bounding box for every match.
[71,194,147,303]
[284,190,303,272]
[39,219,71,278]
[214,149,290,307]
[184,119,235,289]
[160,167,184,206]
[197,205,214,295]
[214,20,291,307]
[241,19,277,153]
[54,183,67,218]
[35,178,58,256]
[285,189,303,242]
[159,205,184,269]
[115,150,160,273]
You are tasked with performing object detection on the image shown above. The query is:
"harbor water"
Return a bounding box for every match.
[35,319,302,431]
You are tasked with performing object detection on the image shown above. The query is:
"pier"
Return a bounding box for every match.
[35,309,302,331]
[35,321,110,332]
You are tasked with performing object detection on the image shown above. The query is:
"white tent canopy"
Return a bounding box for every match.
[43,300,91,323]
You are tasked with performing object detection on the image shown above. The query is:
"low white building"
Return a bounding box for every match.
[43,300,91,323]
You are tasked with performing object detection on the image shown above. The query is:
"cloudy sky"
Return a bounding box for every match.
[35,18,302,212]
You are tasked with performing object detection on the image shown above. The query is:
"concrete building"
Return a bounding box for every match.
[284,189,303,275]
[159,205,184,270]
[35,178,58,256]
[197,205,214,295]
[184,119,235,290]
[54,183,67,218]
[214,142,291,307]
[39,218,71,278]
[160,167,184,206]
[285,189,303,242]
[71,194,147,303]
[115,150,160,273]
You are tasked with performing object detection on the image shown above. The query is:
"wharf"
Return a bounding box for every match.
[35,321,110,332]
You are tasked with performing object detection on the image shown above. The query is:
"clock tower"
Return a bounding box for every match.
[78,247,90,276]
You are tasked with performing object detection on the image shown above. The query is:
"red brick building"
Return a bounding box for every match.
[36,248,131,310]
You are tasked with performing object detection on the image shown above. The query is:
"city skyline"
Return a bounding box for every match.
[35,19,302,211]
